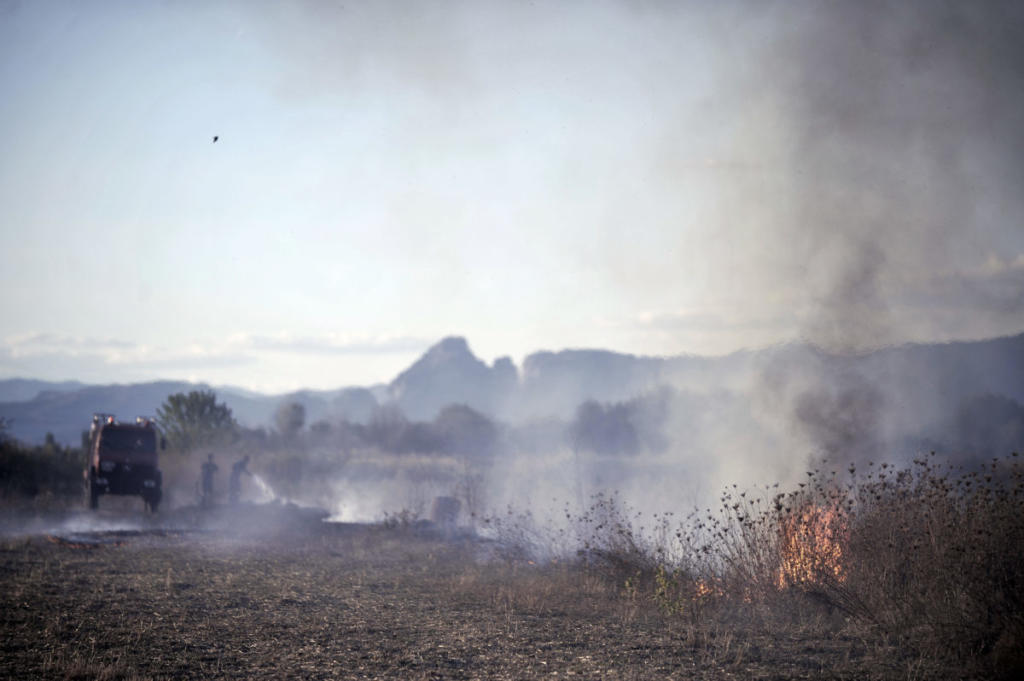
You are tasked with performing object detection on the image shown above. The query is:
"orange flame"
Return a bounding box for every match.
[695,578,723,598]
[776,503,847,589]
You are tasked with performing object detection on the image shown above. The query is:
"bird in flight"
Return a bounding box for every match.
[212,135,219,143]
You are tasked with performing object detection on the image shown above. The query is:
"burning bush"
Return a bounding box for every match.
[775,501,848,589]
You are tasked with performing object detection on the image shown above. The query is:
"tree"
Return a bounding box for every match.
[274,401,306,440]
[570,399,639,456]
[433,404,498,522]
[434,404,497,458]
[366,404,409,452]
[156,390,237,452]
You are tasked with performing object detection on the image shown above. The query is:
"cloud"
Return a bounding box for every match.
[0,333,432,384]
[0,334,255,373]
[242,333,431,356]
[604,308,800,357]
[905,254,1024,316]
[632,309,793,334]
[4,334,136,356]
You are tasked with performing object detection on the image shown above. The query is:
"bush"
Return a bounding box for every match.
[842,454,1024,658]
[493,452,1024,669]
[0,434,85,500]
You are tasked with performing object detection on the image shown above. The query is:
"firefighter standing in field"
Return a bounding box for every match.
[200,453,218,509]
[229,455,251,505]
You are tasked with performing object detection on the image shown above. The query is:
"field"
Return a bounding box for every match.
[0,495,1014,681]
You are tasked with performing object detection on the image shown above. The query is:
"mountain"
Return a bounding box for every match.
[0,378,87,403]
[0,382,380,446]
[0,381,207,446]
[387,337,516,420]
[2,332,1022,449]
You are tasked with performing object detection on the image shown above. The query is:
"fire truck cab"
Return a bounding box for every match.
[85,414,164,512]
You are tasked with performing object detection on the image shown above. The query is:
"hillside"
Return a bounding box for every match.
[2,332,1023,449]
[0,381,378,446]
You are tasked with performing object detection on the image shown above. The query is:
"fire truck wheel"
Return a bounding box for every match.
[144,489,162,513]
[86,469,99,510]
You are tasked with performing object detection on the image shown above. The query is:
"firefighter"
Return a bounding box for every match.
[229,455,251,505]
[200,453,218,509]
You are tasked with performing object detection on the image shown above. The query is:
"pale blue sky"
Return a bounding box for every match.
[2,1,1022,391]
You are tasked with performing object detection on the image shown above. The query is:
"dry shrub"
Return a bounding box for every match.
[842,454,1024,660]
[480,506,553,563]
[487,452,1024,671]
[571,491,661,581]
[681,453,1024,664]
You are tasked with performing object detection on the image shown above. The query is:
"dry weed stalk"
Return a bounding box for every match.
[489,451,1023,671]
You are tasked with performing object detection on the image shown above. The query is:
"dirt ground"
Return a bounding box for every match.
[0,505,978,680]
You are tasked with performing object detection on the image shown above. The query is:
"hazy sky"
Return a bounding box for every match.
[2,0,1022,392]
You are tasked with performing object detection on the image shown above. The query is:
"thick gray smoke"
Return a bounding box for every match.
[730,0,1024,474]
[783,1,1024,350]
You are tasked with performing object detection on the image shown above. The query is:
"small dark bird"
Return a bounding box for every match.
[212,135,219,143]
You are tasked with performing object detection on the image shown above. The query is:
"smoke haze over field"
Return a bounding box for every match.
[94,333,1012,525]
[1,1,1023,525]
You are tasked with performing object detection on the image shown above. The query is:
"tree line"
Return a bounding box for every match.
[0,419,83,500]
[1,386,680,503]
[155,388,676,459]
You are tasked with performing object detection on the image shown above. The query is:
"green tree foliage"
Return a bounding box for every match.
[569,388,674,456]
[570,400,638,456]
[365,404,411,452]
[156,390,237,452]
[434,404,497,458]
[274,401,306,439]
[0,430,83,499]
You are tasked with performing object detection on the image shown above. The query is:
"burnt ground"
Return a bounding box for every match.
[0,505,980,680]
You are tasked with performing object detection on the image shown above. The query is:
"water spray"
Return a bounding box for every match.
[251,473,277,503]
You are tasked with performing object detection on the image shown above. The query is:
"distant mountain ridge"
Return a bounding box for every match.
[0,378,87,403]
[2,332,1022,446]
[0,380,379,446]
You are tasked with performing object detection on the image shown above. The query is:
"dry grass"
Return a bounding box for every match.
[0,509,960,680]
[497,452,1024,679]
[2,452,1021,679]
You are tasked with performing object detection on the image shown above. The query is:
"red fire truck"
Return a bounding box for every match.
[85,414,164,512]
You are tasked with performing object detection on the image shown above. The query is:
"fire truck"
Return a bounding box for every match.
[85,414,164,512]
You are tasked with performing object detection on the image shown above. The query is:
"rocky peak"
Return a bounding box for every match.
[420,336,476,367]
[393,337,485,381]
[387,337,516,420]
